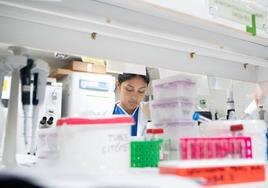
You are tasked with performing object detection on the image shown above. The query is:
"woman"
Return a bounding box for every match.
[113,72,150,136]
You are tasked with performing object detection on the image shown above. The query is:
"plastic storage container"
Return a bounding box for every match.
[161,122,197,139]
[146,128,164,141]
[199,120,267,160]
[180,137,252,160]
[152,75,196,100]
[150,98,194,125]
[153,123,198,160]
[36,126,58,165]
[159,159,266,186]
[56,116,134,173]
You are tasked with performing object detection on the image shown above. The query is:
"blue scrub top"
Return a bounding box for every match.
[113,103,139,136]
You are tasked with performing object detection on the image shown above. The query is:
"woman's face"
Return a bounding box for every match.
[117,76,148,114]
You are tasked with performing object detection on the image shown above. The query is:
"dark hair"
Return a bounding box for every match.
[118,72,150,85]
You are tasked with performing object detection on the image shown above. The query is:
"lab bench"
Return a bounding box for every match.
[0,155,267,188]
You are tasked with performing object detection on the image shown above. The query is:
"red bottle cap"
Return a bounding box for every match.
[147,128,164,134]
[230,124,244,132]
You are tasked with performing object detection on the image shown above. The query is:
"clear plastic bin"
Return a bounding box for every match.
[199,120,267,160]
[152,75,196,100]
[150,98,194,124]
[56,116,134,174]
[36,126,59,166]
[160,122,198,139]
[153,123,198,160]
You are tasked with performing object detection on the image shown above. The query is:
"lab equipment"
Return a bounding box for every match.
[145,128,165,160]
[37,115,58,163]
[157,122,198,139]
[40,81,62,126]
[230,124,244,136]
[46,117,53,127]
[61,72,115,117]
[20,59,33,147]
[150,74,197,140]
[56,116,134,174]
[146,128,164,141]
[226,90,236,120]
[199,120,267,160]
[131,139,162,167]
[150,97,194,125]
[39,117,47,128]
[31,79,61,160]
[159,159,265,186]
[29,59,49,155]
[152,75,197,100]
[159,136,252,161]
[196,111,213,120]
[180,137,252,160]
[36,124,58,166]
[192,112,212,125]
[17,78,61,155]
[258,106,266,120]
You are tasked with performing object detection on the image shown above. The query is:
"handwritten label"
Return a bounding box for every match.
[209,0,267,29]
[160,164,265,185]
[102,133,129,155]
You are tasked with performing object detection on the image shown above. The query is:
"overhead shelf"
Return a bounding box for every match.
[0,0,267,82]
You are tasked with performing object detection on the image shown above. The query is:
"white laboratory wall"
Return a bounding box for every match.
[233,80,257,116]
[142,0,207,17]
[199,89,227,118]
[197,80,257,118]
[257,67,268,82]
[106,60,146,75]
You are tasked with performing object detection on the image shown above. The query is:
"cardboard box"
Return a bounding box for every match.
[66,61,106,74]
[49,68,72,80]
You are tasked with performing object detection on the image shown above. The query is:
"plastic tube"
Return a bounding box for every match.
[192,112,212,124]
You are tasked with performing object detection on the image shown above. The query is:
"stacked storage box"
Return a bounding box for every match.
[150,74,198,139]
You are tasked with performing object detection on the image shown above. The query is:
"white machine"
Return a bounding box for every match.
[62,72,115,117]
[17,79,62,155]
[41,80,62,125]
